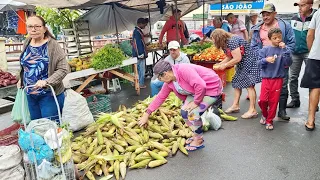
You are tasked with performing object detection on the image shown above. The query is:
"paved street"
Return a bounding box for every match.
[1,67,320,180]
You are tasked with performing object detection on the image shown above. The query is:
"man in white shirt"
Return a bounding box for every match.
[150,41,190,96]
[300,9,320,131]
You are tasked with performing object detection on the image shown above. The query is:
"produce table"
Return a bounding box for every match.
[147,48,166,65]
[0,85,17,99]
[63,57,140,95]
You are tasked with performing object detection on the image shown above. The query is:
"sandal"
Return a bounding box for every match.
[266,124,274,130]
[241,112,258,119]
[186,138,194,145]
[225,107,240,113]
[305,122,315,131]
[186,144,205,151]
[260,117,266,125]
[140,85,147,89]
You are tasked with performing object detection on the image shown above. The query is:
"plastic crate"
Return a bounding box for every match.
[86,94,112,117]
[226,67,235,82]
[191,61,226,87]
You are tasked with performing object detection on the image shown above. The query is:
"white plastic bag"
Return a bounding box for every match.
[62,89,94,131]
[202,107,222,131]
[44,128,68,150]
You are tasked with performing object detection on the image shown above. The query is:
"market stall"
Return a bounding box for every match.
[63,57,140,94]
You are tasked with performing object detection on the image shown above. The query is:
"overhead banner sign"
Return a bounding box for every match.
[209,0,264,14]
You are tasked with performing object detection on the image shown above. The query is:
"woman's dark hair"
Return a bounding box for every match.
[268,27,282,39]
[29,15,56,40]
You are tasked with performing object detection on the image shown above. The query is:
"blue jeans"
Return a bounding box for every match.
[137,59,146,86]
[27,92,65,122]
[150,78,164,97]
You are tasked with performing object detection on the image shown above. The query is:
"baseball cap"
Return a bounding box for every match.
[294,0,313,6]
[260,3,276,13]
[137,18,145,24]
[249,10,258,16]
[168,41,180,50]
[153,60,172,75]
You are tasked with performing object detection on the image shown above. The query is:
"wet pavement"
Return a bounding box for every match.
[1,71,320,180]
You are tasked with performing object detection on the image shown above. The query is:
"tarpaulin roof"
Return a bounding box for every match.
[15,0,252,10]
[0,0,34,12]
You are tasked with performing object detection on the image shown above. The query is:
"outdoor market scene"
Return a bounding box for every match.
[1,0,320,179]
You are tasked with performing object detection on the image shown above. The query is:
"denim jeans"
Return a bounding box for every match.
[150,78,164,97]
[289,53,308,100]
[137,59,146,86]
[27,92,65,121]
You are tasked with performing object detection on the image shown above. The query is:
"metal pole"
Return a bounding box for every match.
[148,4,152,41]
[173,2,179,43]
[220,0,223,18]
[202,0,205,37]
[112,3,120,44]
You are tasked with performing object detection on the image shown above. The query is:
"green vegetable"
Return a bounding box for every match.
[91,44,126,70]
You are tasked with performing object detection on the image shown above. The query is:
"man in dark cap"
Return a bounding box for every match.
[251,3,295,121]
[287,0,317,108]
[132,18,148,88]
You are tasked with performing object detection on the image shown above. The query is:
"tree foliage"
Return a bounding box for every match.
[35,7,81,36]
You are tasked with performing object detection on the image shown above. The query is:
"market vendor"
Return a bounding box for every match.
[132,18,148,88]
[18,15,69,121]
[150,41,190,97]
[139,61,223,151]
[200,17,230,44]
[158,9,188,46]
[211,29,261,119]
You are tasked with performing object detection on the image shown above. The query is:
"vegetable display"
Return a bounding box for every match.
[72,93,192,179]
[91,45,126,70]
[68,55,92,72]
[181,42,213,55]
[0,70,18,87]
[192,46,226,62]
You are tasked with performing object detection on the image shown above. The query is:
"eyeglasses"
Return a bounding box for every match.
[27,25,43,30]
[157,72,165,80]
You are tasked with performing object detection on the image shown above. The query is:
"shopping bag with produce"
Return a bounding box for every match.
[62,89,94,131]
[11,88,31,124]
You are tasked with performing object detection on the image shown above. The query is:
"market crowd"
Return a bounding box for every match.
[137,0,320,133]
[17,0,319,154]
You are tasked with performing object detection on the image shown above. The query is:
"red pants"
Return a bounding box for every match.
[258,78,283,125]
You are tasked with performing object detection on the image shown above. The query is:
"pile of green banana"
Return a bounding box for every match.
[71,94,193,180]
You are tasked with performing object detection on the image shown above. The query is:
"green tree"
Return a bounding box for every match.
[35,7,80,36]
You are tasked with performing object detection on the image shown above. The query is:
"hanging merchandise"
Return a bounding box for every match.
[7,10,18,31]
[16,10,27,35]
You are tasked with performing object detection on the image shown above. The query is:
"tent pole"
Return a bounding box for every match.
[174,1,179,43]
[148,4,152,42]
[112,3,120,44]
[220,0,223,17]
[202,0,205,37]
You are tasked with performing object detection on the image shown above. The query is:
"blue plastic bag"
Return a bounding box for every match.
[18,129,45,152]
[11,88,31,124]
[27,144,54,164]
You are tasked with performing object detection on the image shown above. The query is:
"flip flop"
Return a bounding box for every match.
[265,124,274,130]
[241,112,258,119]
[225,107,240,113]
[305,122,315,131]
[186,144,205,152]
[260,117,266,125]
[186,138,205,145]
[186,138,193,145]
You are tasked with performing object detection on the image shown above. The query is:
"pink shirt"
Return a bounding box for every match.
[230,19,246,39]
[147,64,223,114]
[259,21,279,47]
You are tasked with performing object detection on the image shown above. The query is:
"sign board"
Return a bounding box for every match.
[193,14,208,20]
[209,0,264,14]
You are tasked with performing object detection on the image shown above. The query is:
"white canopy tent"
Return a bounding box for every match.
[0,0,34,12]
